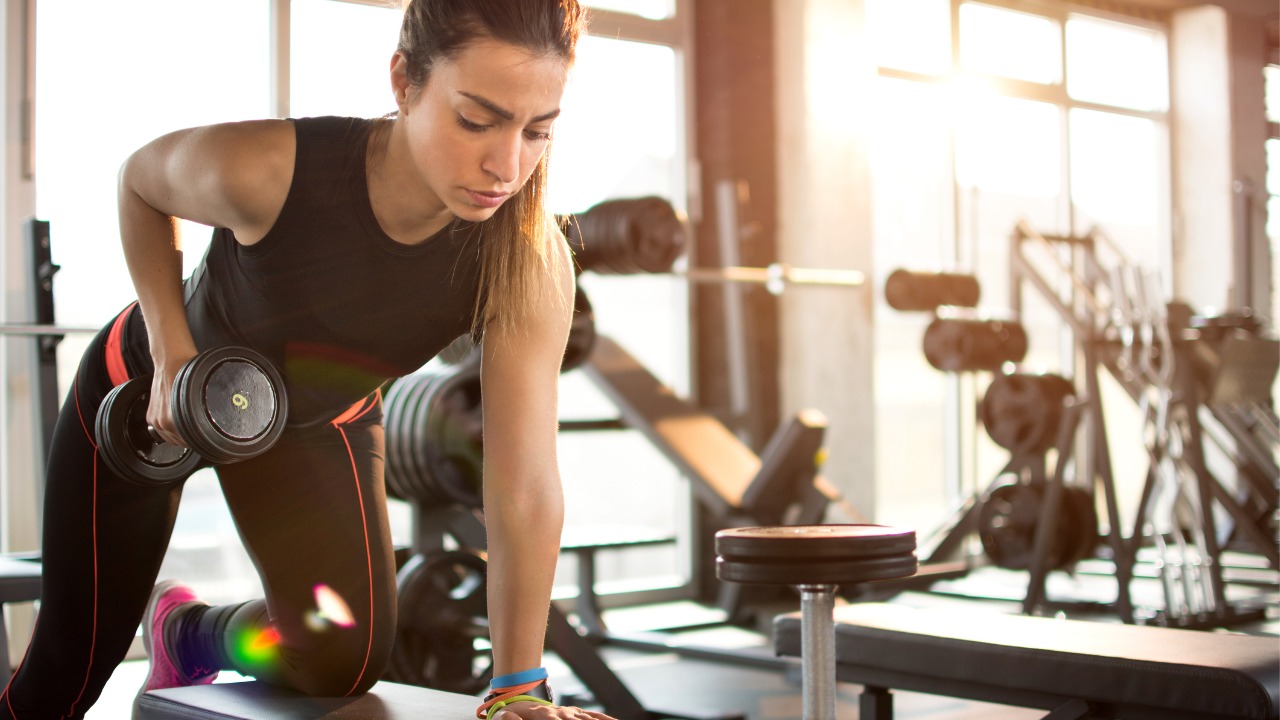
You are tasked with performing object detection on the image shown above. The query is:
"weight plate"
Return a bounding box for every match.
[385,374,422,502]
[978,482,1080,571]
[381,376,411,500]
[388,549,491,694]
[924,318,1028,372]
[408,370,452,504]
[977,482,1043,570]
[428,367,484,508]
[173,347,287,465]
[203,360,276,441]
[95,377,201,486]
[716,524,917,562]
[717,553,918,586]
[980,373,1073,454]
[884,269,981,312]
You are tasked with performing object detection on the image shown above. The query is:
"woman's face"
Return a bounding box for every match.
[393,37,569,223]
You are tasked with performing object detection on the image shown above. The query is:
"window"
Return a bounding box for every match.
[868,1,1170,529]
[290,0,403,119]
[35,0,271,609]
[1067,14,1168,112]
[960,3,1062,85]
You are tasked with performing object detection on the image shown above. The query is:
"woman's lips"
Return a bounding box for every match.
[466,189,509,208]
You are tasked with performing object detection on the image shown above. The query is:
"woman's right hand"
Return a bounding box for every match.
[146,345,197,447]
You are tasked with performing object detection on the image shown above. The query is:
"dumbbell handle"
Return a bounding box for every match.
[800,584,837,720]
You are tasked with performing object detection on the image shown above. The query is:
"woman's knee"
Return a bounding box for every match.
[290,620,395,696]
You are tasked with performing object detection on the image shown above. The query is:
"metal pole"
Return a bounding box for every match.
[800,584,837,720]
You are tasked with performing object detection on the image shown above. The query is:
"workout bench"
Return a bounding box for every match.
[135,680,477,719]
[774,602,1279,720]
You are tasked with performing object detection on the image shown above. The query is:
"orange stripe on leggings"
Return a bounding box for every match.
[104,303,137,387]
[330,388,381,427]
[335,424,376,696]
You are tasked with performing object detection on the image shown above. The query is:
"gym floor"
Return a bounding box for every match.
[89,563,1279,720]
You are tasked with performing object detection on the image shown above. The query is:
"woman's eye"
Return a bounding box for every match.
[456,116,488,132]
[525,129,552,142]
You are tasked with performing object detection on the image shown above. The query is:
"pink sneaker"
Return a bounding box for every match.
[134,580,218,703]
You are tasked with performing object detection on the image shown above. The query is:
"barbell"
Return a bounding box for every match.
[564,196,866,294]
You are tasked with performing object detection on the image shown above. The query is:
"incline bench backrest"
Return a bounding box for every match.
[581,335,828,525]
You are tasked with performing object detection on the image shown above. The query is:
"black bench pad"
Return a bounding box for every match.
[136,680,478,719]
[774,603,1279,720]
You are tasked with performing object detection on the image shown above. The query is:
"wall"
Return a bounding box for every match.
[772,0,878,521]
[1171,3,1273,318]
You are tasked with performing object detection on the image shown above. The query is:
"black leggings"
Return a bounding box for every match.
[0,309,397,719]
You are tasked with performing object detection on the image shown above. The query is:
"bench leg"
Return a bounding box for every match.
[859,686,892,720]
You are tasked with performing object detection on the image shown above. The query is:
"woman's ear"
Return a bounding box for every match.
[390,51,412,113]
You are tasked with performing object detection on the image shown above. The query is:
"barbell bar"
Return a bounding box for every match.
[679,262,866,295]
[0,323,99,337]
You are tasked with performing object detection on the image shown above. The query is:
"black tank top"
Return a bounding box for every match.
[131,116,483,427]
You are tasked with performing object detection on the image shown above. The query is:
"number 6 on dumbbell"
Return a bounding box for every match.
[95,346,288,486]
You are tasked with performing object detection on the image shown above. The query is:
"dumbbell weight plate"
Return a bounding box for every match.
[716,525,918,586]
[95,377,203,486]
[172,347,287,465]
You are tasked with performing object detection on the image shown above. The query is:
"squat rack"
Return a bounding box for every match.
[1009,219,1278,628]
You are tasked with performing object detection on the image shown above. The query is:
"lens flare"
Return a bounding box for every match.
[313,583,356,628]
[236,625,281,665]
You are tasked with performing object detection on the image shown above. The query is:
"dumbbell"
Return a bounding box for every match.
[95,346,288,486]
[715,525,917,720]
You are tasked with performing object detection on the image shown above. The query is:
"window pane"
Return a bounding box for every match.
[1069,108,1161,249]
[868,0,951,76]
[291,0,403,118]
[870,78,953,530]
[544,35,690,594]
[956,94,1061,197]
[1067,14,1168,112]
[549,36,679,218]
[36,0,269,326]
[960,3,1062,85]
[35,0,271,608]
[584,0,673,20]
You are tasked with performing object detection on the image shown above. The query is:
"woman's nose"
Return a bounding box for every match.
[482,131,522,185]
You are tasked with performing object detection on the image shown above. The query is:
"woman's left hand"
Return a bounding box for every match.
[490,701,617,720]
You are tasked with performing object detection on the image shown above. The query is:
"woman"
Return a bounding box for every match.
[0,2,612,719]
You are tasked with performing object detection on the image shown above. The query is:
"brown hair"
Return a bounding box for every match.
[397,0,587,337]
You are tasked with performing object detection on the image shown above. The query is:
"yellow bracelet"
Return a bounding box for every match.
[484,695,555,720]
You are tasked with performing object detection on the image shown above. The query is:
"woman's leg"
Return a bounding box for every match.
[0,317,187,720]
[176,394,397,696]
